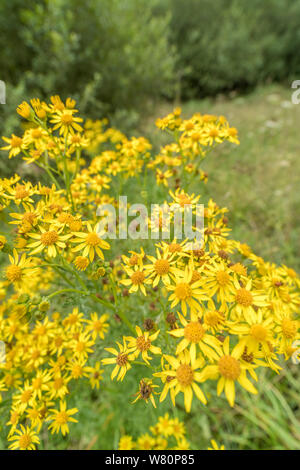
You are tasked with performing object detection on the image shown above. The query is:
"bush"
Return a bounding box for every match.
[167,0,300,98]
[0,0,176,146]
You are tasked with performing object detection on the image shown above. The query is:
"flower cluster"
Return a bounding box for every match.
[118,413,224,450]
[0,96,299,450]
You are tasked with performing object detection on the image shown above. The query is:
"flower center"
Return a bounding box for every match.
[131,271,145,285]
[154,259,170,275]
[136,336,151,351]
[6,265,22,282]
[41,230,59,246]
[281,319,297,338]
[21,389,32,403]
[56,411,69,424]
[184,321,204,342]
[15,186,29,199]
[250,324,267,342]
[175,283,192,300]
[116,353,128,366]
[61,113,73,125]
[236,288,253,307]
[176,364,194,387]
[11,136,22,148]
[216,271,230,286]
[19,434,32,449]
[86,232,100,246]
[168,243,181,253]
[218,355,241,380]
[129,255,139,265]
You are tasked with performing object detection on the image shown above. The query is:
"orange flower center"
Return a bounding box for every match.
[131,271,145,285]
[281,319,297,338]
[218,355,241,380]
[19,433,32,449]
[41,230,59,246]
[61,113,73,125]
[154,259,170,275]
[236,288,253,307]
[136,336,151,351]
[55,411,69,424]
[175,283,192,300]
[250,324,267,342]
[86,232,101,246]
[184,321,204,342]
[176,364,194,387]
[216,271,230,286]
[11,136,22,148]
[15,186,29,199]
[116,353,128,366]
[6,265,22,282]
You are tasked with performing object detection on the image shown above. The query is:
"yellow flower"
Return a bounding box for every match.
[169,311,222,361]
[48,401,78,436]
[85,313,109,340]
[50,109,83,136]
[72,223,110,261]
[167,266,209,316]
[1,134,26,158]
[199,337,258,407]
[27,226,72,257]
[125,326,161,364]
[102,340,134,381]
[5,249,37,286]
[8,425,40,450]
[155,350,207,412]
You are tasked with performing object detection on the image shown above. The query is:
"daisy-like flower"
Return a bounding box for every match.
[275,314,299,351]
[203,300,226,333]
[120,266,149,296]
[144,248,179,287]
[8,425,40,450]
[5,249,37,286]
[201,260,235,305]
[169,311,222,362]
[72,223,110,262]
[1,134,27,158]
[231,278,269,322]
[50,109,83,136]
[228,309,275,356]
[125,326,161,364]
[47,400,78,435]
[199,336,258,407]
[102,340,134,381]
[154,350,207,412]
[27,226,72,257]
[70,331,94,359]
[166,266,210,316]
[85,313,109,340]
[132,378,159,408]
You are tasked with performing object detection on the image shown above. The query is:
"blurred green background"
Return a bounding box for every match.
[0,0,300,450]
